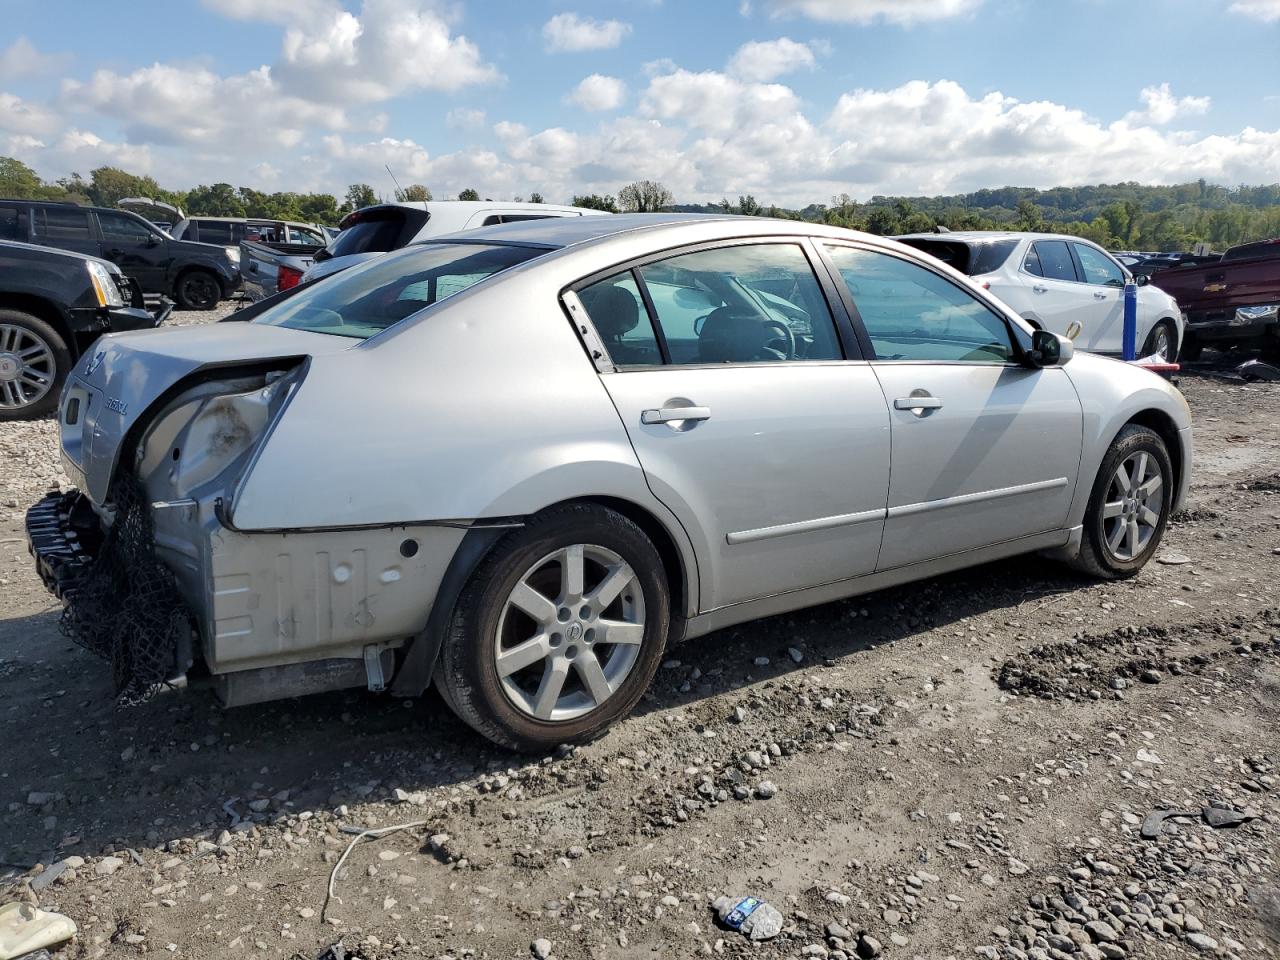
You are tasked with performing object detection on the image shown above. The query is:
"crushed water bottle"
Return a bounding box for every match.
[712,894,784,941]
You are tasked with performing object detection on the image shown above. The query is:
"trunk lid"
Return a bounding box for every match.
[63,323,353,504]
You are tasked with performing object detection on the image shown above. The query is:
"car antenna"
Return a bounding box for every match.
[385,164,405,201]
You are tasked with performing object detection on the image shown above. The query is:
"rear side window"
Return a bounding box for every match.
[194,220,236,244]
[1223,241,1280,262]
[32,207,92,241]
[1024,240,1077,282]
[897,238,1019,276]
[481,214,557,226]
[969,239,1020,274]
[0,205,24,241]
[578,273,662,365]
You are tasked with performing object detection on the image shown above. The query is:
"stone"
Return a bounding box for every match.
[788,647,805,663]
[855,933,882,958]
[1184,932,1218,952]
[755,781,777,799]
[531,937,553,959]
[95,856,124,877]
[1084,920,1119,943]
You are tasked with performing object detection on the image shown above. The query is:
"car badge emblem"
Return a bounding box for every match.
[84,350,106,376]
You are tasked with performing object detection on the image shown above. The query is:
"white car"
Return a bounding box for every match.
[303,200,608,283]
[897,232,1184,361]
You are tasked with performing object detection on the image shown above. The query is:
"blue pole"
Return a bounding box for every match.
[1122,282,1138,361]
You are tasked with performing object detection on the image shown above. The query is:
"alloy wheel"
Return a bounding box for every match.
[0,323,55,412]
[495,543,646,722]
[181,274,218,309]
[1151,325,1172,362]
[1101,451,1164,561]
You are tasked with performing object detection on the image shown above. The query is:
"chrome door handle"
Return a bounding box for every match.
[1093,292,1108,300]
[1033,285,1049,294]
[894,396,943,411]
[642,406,712,425]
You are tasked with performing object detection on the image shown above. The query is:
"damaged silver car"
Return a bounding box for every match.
[28,215,1193,751]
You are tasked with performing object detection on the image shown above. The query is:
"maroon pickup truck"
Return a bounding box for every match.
[1149,239,1280,360]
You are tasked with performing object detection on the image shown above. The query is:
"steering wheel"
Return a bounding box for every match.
[760,318,796,360]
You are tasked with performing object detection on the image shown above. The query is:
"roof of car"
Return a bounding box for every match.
[896,230,1098,245]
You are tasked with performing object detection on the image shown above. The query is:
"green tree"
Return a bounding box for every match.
[298,193,342,225]
[344,183,379,211]
[1015,199,1044,232]
[618,179,673,212]
[457,187,480,201]
[865,207,900,236]
[0,156,46,198]
[185,183,246,217]
[396,184,431,202]
[529,192,544,204]
[87,166,165,208]
[570,193,619,212]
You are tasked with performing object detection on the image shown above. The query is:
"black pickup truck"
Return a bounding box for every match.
[0,239,172,420]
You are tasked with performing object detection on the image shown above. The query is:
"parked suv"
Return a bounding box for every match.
[0,239,172,419]
[302,200,607,283]
[897,232,1184,360]
[0,200,241,310]
[170,216,328,248]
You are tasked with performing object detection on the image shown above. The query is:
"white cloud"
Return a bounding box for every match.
[542,12,632,52]
[0,91,60,137]
[1124,83,1210,126]
[567,74,627,112]
[767,0,983,25]
[447,107,487,130]
[0,37,71,80]
[200,0,335,25]
[1229,0,1280,21]
[727,38,816,82]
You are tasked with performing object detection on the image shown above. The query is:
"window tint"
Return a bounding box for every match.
[896,238,1018,276]
[0,205,23,241]
[195,221,236,244]
[636,244,841,365]
[32,207,91,241]
[1223,241,1280,262]
[253,243,545,339]
[1073,244,1125,286]
[328,212,410,257]
[1026,240,1077,282]
[98,211,155,242]
[825,245,1013,363]
[970,239,1020,274]
[579,273,662,365]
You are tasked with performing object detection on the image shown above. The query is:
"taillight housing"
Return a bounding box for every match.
[279,265,303,291]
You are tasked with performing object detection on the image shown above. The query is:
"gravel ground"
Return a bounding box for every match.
[1,323,1278,960]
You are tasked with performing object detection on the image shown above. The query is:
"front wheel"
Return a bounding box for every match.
[437,504,670,752]
[1068,424,1173,579]
[0,310,70,421]
[174,270,221,310]
[1142,319,1178,362]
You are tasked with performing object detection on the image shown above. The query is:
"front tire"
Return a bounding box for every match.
[174,270,221,310]
[1142,319,1178,362]
[437,504,670,752]
[0,310,70,421]
[1068,425,1173,579]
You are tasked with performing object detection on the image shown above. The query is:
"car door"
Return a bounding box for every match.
[1020,239,1097,341]
[572,239,892,611]
[821,242,1083,571]
[96,210,168,290]
[29,205,99,258]
[1070,242,1127,352]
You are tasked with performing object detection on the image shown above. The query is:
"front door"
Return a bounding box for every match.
[1071,242,1127,353]
[576,240,891,611]
[822,243,1084,571]
[95,211,168,291]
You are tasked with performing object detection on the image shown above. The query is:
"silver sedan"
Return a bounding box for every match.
[31,215,1192,750]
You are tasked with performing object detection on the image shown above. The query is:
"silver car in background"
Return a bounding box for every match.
[28,215,1192,751]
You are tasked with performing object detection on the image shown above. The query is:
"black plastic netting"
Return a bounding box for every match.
[59,477,191,705]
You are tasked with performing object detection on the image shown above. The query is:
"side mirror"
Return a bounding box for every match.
[146,235,160,247]
[1027,328,1074,368]
[1132,273,1150,287]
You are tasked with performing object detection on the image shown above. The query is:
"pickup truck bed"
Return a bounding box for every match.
[1150,243,1280,359]
[240,240,321,301]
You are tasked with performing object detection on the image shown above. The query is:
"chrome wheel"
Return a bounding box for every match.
[1150,324,1172,362]
[0,323,55,411]
[1102,451,1163,561]
[495,543,645,722]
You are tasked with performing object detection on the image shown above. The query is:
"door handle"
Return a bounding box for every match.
[641,405,711,425]
[894,396,943,412]
[1033,285,1048,294]
[1094,292,1108,300]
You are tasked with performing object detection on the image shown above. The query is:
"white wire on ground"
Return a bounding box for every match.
[322,819,430,922]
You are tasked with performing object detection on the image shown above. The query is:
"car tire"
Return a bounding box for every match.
[0,309,70,422]
[174,270,221,310]
[437,503,670,752]
[1142,319,1178,362]
[1179,334,1203,362]
[1068,424,1174,580]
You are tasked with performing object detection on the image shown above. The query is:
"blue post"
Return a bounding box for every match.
[1122,282,1138,361]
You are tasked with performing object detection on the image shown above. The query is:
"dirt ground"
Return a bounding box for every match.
[1,312,1278,960]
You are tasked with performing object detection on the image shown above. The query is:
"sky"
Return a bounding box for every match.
[1,0,1279,207]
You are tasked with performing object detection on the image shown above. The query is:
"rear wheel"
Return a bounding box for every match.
[174,270,221,310]
[0,310,69,421]
[1068,424,1173,579]
[437,504,670,752]
[1142,319,1177,362]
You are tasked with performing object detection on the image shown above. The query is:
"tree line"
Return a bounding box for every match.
[2,155,1277,251]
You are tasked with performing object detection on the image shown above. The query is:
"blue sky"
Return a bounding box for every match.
[1,0,1278,205]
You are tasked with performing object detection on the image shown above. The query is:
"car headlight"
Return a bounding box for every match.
[86,261,124,308]
[1236,304,1279,321]
[225,246,241,265]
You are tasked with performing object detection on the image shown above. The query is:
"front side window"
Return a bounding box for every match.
[635,244,842,365]
[98,211,155,242]
[0,205,23,241]
[1024,240,1077,282]
[1073,243,1126,286]
[32,207,91,241]
[825,245,1014,363]
[253,242,546,339]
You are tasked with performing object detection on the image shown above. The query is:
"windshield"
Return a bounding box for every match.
[252,243,547,339]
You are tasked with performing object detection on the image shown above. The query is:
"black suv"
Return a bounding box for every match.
[0,200,241,310]
[0,239,172,419]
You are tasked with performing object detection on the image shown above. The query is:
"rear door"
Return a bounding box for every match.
[30,205,99,258]
[1070,242,1127,352]
[95,210,168,290]
[1020,240,1096,341]
[573,239,892,611]
[822,242,1083,571]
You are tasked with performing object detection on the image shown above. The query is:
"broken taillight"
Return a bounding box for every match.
[279,265,303,291]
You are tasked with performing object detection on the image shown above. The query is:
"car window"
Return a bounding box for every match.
[1024,240,1077,282]
[195,221,235,244]
[1073,243,1125,286]
[896,238,1019,276]
[0,205,23,241]
[824,245,1014,363]
[98,211,155,243]
[253,242,546,339]
[634,244,842,365]
[578,273,662,365]
[291,226,325,246]
[32,207,92,241]
[328,211,411,257]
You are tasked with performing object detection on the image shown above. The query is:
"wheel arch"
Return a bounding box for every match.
[0,293,78,357]
[1124,407,1184,503]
